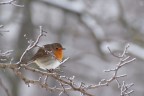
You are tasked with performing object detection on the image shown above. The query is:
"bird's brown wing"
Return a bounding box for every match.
[31,48,47,61]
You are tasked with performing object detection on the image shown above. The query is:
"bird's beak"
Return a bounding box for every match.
[62,48,66,50]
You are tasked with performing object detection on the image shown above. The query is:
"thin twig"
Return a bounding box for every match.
[86,44,135,96]
[0,0,24,7]
[17,26,44,64]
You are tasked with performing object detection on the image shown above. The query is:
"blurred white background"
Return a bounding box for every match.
[0,0,144,96]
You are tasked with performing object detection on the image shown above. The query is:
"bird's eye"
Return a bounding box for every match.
[56,48,58,50]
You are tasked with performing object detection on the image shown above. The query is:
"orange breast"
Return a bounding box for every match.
[54,49,63,61]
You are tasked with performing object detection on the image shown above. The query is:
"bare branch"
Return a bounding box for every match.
[17,26,45,64]
[0,22,135,96]
[0,0,24,7]
[0,50,13,62]
[85,44,135,96]
[0,63,93,96]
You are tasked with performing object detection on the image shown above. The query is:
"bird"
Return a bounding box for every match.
[29,43,65,70]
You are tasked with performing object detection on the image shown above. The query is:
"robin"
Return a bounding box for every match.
[29,43,65,70]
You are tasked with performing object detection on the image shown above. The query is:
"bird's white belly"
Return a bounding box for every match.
[34,57,61,70]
